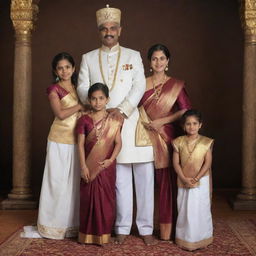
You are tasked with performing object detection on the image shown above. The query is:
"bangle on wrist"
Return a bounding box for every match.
[118,108,124,115]
[194,177,199,182]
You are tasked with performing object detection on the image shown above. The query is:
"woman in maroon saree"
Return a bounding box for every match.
[77,83,122,245]
[137,44,191,241]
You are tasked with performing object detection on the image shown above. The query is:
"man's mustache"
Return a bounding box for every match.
[104,35,114,39]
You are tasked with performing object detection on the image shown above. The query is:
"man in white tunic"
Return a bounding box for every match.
[77,5,155,245]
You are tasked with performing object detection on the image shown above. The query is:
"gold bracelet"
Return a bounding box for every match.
[194,177,199,182]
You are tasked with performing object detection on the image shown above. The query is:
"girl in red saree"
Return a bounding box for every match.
[77,83,122,245]
[137,44,191,241]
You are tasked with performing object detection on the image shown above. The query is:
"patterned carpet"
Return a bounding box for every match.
[0,218,255,256]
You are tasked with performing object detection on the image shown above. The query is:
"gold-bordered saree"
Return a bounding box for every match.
[136,78,185,169]
[77,114,121,245]
[136,78,191,240]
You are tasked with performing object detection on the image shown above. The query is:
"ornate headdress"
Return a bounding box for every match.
[96,4,121,27]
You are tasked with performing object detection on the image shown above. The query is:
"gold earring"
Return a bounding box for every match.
[165,65,168,71]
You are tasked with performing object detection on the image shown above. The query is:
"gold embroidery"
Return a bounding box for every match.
[135,106,152,146]
[159,223,172,240]
[78,232,111,245]
[151,74,167,100]
[92,112,108,145]
[48,93,79,144]
[173,136,214,188]
[37,223,78,239]
[99,46,121,91]
[85,117,121,181]
[176,236,213,251]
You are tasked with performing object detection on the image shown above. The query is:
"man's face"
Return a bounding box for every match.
[99,22,121,48]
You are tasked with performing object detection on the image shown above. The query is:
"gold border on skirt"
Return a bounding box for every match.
[78,232,111,245]
[176,236,213,251]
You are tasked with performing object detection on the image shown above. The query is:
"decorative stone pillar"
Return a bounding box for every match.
[232,0,256,210]
[1,0,40,209]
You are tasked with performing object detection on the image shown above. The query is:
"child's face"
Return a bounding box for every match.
[55,59,74,82]
[89,90,109,112]
[184,115,202,136]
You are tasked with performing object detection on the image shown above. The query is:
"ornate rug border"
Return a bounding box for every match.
[228,218,256,256]
[0,229,33,256]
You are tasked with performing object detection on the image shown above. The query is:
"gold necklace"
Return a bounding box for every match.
[99,46,121,91]
[151,74,166,99]
[186,136,200,154]
[93,112,108,145]
[181,135,201,168]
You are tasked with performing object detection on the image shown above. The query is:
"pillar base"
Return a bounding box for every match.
[229,196,256,210]
[1,198,37,210]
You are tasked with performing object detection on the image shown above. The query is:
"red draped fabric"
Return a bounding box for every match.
[46,84,69,99]
[77,115,119,245]
[139,78,191,240]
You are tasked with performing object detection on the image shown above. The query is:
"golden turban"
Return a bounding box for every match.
[96,4,121,27]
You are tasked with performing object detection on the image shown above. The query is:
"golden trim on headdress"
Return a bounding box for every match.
[96,4,121,27]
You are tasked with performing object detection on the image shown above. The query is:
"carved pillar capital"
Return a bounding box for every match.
[10,0,40,36]
[241,0,256,43]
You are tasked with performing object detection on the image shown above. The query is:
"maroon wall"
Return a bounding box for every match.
[0,0,243,196]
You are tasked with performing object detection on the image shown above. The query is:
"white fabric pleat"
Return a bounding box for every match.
[176,175,213,243]
[22,141,80,239]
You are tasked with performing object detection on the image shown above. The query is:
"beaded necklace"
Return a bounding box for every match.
[99,46,121,91]
[186,135,201,156]
[92,111,108,145]
[151,74,167,100]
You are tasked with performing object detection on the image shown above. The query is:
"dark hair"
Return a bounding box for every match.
[52,52,77,86]
[147,44,170,60]
[181,109,202,124]
[88,83,109,99]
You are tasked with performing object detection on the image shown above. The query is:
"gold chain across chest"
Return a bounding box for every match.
[99,47,121,91]
[180,136,201,168]
[151,75,167,100]
[93,112,108,145]
[185,136,201,159]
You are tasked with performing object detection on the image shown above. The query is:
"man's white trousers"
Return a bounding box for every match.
[115,162,154,236]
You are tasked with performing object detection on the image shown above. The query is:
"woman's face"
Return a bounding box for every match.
[150,50,169,73]
[55,59,75,82]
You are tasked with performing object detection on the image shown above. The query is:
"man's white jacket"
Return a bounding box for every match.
[77,45,153,163]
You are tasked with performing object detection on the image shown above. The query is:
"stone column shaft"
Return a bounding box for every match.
[9,32,33,200]
[1,0,40,209]
[239,38,256,201]
[231,0,256,210]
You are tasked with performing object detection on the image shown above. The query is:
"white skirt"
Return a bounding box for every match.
[175,175,213,251]
[36,141,80,239]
